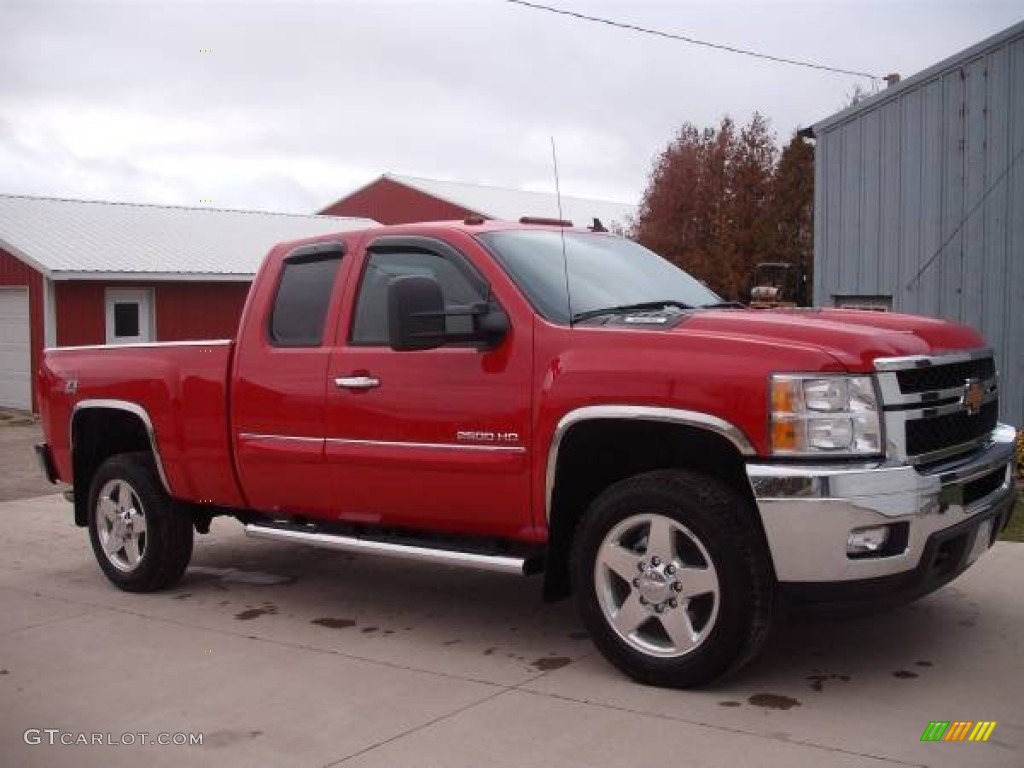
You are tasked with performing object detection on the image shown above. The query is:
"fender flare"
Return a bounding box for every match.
[71,399,172,495]
[544,405,756,522]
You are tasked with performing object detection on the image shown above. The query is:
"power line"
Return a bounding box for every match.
[501,0,880,81]
[904,144,1024,291]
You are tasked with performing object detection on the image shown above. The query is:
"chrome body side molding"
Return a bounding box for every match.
[46,339,233,353]
[545,405,756,522]
[326,437,527,453]
[71,399,172,494]
[237,433,527,453]
[237,432,324,445]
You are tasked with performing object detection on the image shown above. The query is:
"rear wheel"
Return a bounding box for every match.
[88,453,193,592]
[572,469,773,688]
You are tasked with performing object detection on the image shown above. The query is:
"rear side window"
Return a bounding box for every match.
[269,255,342,346]
[351,249,487,345]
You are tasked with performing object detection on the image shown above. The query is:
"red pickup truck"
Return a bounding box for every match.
[35,219,1017,687]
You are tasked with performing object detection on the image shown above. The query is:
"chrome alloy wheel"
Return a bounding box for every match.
[594,513,720,658]
[95,479,148,572]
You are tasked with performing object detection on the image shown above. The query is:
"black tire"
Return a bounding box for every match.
[572,469,773,688]
[87,452,193,592]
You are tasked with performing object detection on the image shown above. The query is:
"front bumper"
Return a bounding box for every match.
[746,423,1017,598]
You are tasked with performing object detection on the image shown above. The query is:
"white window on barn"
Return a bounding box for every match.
[105,288,154,345]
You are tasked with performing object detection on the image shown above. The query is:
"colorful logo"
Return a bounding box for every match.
[921,721,997,742]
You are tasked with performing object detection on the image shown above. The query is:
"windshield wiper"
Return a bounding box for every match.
[571,300,693,324]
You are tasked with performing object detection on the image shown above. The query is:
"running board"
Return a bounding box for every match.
[244,524,539,576]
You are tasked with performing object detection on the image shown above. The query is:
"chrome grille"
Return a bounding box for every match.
[895,357,995,394]
[904,400,999,456]
[874,349,999,464]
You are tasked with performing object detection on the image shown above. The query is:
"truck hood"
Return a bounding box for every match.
[676,308,987,370]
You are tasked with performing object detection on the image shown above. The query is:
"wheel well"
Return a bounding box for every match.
[543,419,758,601]
[71,408,156,526]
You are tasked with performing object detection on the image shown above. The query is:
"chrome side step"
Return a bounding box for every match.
[244,524,536,576]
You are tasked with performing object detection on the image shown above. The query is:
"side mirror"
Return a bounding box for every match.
[387,275,446,351]
[387,274,511,352]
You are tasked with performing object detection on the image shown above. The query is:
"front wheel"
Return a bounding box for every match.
[87,453,193,592]
[572,470,773,688]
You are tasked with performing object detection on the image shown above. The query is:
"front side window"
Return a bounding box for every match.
[351,248,487,345]
[477,230,720,325]
[269,255,342,346]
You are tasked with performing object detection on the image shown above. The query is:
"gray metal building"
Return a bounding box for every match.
[808,21,1024,428]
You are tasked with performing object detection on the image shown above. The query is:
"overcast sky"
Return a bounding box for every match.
[1,0,1020,213]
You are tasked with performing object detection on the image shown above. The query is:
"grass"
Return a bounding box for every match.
[1000,491,1024,543]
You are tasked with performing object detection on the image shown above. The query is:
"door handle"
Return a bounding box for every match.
[334,375,380,390]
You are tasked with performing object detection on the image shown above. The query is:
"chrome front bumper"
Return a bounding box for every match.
[747,423,1017,583]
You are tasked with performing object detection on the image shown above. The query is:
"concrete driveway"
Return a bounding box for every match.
[0,415,60,502]
[0,494,1021,768]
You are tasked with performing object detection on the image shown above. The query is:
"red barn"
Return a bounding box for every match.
[321,173,636,230]
[0,194,375,411]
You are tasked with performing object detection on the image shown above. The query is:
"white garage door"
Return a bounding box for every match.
[0,287,31,410]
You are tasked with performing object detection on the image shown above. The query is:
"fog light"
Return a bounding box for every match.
[847,526,890,555]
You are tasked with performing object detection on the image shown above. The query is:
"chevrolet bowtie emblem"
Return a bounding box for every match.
[962,377,984,416]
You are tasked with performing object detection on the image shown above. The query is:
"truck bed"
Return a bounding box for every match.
[38,340,244,508]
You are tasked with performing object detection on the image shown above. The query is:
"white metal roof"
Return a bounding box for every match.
[357,173,636,230]
[0,194,377,281]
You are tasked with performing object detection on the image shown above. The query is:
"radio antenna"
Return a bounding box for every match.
[550,136,573,326]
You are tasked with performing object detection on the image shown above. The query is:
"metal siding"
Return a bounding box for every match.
[54,282,105,347]
[812,135,827,304]
[917,79,945,319]
[899,88,924,312]
[813,25,1024,427]
[55,281,251,347]
[983,47,1010,368]
[1005,38,1024,429]
[839,120,863,289]
[823,128,845,301]
[860,109,882,293]
[963,57,988,332]
[155,282,250,341]
[939,70,965,321]
[879,101,902,304]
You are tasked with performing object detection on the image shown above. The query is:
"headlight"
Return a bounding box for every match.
[770,374,882,457]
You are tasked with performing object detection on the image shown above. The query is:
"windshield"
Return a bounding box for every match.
[477,230,720,325]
